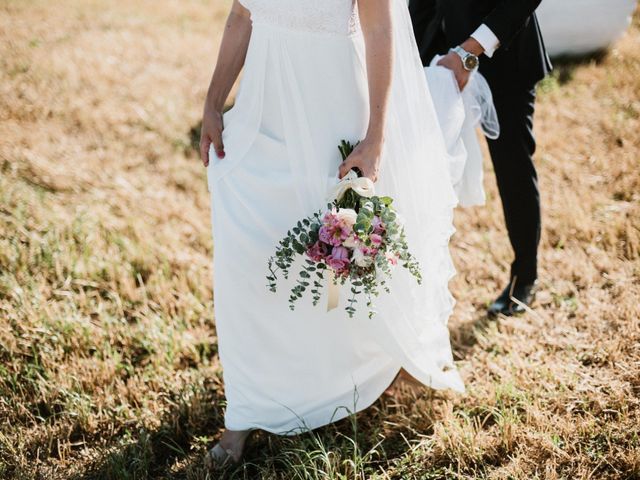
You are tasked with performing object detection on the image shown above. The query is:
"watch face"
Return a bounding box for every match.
[464,55,479,70]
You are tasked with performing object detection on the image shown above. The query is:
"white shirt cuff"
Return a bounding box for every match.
[471,24,500,58]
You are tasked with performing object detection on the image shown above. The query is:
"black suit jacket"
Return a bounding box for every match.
[409,0,552,89]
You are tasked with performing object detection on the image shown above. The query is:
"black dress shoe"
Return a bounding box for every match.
[488,280,538,317]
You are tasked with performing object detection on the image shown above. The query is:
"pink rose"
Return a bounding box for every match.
[326,245,351,274]
[385,251,399,266]
[306,241,329,262]
[369,233,383,246]
[363,245,378,257]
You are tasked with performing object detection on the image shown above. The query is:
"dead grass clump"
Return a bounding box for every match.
[1,1,639,478]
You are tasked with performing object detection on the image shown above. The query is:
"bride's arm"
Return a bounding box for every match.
[200,1,252,166]
[339,0,393,182]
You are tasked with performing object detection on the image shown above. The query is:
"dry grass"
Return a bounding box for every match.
[1,1,639,478]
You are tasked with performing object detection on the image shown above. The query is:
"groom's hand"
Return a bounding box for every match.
[437,38,485,91]
[437,52,472,91]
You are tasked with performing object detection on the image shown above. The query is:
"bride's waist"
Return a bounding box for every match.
[251,20,361,39]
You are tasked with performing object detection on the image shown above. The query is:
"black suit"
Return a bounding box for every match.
[410,0,552,286]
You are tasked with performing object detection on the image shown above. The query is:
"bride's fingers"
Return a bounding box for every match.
[339,157,379,181]
[338,158,356,178]
[362,165,377,182]
[199,136,211,167]
[212,130,225,160]
[353,158,376,181]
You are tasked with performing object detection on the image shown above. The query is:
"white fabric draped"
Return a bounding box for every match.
[425,56,499,207]
[206,0,469,434]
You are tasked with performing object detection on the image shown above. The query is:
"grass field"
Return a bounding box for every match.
[1,1,639,478]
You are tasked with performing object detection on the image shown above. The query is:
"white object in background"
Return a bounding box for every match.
[537,0,636,57]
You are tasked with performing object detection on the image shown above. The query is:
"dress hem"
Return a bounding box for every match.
[223,363,402,436]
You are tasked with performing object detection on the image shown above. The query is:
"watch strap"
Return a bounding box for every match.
[450,46,479,71]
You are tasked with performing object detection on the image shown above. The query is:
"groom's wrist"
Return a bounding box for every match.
[460,38,485,57]
[470,24,501,58]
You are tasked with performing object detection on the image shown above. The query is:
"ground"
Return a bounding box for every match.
[0,1,638,478]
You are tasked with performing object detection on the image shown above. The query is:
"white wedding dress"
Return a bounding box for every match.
[207,0,466,435]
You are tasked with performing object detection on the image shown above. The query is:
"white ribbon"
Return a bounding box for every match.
[326,269,339,312]
[327,170,376,203]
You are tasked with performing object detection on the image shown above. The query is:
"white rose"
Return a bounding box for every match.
[354,247,374,267]
[343,234,359,248]
[336,208,358,227]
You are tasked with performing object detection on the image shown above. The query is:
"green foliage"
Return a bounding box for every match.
[267,140,422,319]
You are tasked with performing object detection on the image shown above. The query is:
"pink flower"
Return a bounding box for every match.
[306,241,329,262]
[363,245,378,257]
[319,225,338,246]
[385,251,399,266]
[372,216,385,235]
[319,209,352,246]
[319,225,348,246]
[369,233,383,246]
[322,210,338,225]
[326,246,351,274]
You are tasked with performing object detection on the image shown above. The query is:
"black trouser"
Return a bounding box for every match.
[486,86,540,286]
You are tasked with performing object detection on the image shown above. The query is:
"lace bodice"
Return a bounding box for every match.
[239,0,360,35]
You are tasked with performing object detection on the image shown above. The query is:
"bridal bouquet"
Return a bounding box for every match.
[266,140,422,318]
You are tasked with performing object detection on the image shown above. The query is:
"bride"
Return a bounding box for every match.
[199,0,467,466]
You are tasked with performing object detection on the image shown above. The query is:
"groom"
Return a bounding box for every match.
[409,0,552,316]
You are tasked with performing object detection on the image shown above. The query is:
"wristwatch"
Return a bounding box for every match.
[451,46,479,71]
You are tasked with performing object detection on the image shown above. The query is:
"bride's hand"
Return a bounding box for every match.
[338,137,383,182]
[200,109,225,167]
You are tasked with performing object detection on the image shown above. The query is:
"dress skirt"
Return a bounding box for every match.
[207,18,464,434]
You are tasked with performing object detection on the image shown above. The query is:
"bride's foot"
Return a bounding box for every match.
[204,429,252,468]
